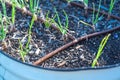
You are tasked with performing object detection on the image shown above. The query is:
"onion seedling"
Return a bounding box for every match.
[79,0,101,31]
[26,14,36,49]
[0,12,6,41]
[44,11,57,28]
[19,14,36,62]
[19,39,26,62]
[12,0,16,25]
[16,0,28,12]
[78,20,94,30]
[0,0,7,17]
[92,0,101,30]
[108,0,116,19]
[92,34,111,68]
[29,0,40,14]
[66,0,88,8]
[55,9,69,36]
[83,0,88,8]
[83,0,88,15]
[17,0,28,8]
[66,0,88,15]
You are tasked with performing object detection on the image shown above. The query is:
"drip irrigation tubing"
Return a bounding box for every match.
[34,26,120,65]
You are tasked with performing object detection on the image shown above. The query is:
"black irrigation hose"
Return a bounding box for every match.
[34,26,120,65]
[5,1,75,40]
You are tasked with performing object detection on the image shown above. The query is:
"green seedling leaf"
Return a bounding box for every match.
[12,0,16,24]
[0,12,6,41]
[55,8,69,35]
[0,0,7,17]
[66,0,88,8]
[26,14,35,49]
[109,0,116,14]
[83,0,88,8]
[19,39,26,62]
[92,34,111,68]
[29,0,40,14]
[92,0,101,26]
[44,11,57,28]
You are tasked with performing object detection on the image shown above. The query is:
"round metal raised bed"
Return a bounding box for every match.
[0,51,120,80]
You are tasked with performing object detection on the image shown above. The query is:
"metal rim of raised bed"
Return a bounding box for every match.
[0,50,120,71]
[1,0,120,71]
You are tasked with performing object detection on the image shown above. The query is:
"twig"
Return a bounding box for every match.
[33,26,120,65]
[5,1,75,40]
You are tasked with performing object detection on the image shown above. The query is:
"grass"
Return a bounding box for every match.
[92,34,111,68]
[55,9,69,35]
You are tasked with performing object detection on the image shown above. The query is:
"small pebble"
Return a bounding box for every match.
[35,48,41,55]
[57,61,66,67]
[80,54,85,60]
[76,45,81,49]
[70,49,74,51]
[98,16,104,21]
[114,33,119,39]
[29,45,33,50]
[79,48,84,51]
[107,25,112,29]
[29,50,34,55]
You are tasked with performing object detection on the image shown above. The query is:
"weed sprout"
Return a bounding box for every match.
[92,34,111,68]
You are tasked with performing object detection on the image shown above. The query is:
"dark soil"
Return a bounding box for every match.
[0,0,120,69]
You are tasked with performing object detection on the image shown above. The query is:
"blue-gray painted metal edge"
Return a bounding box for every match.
[0,50,120,72]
